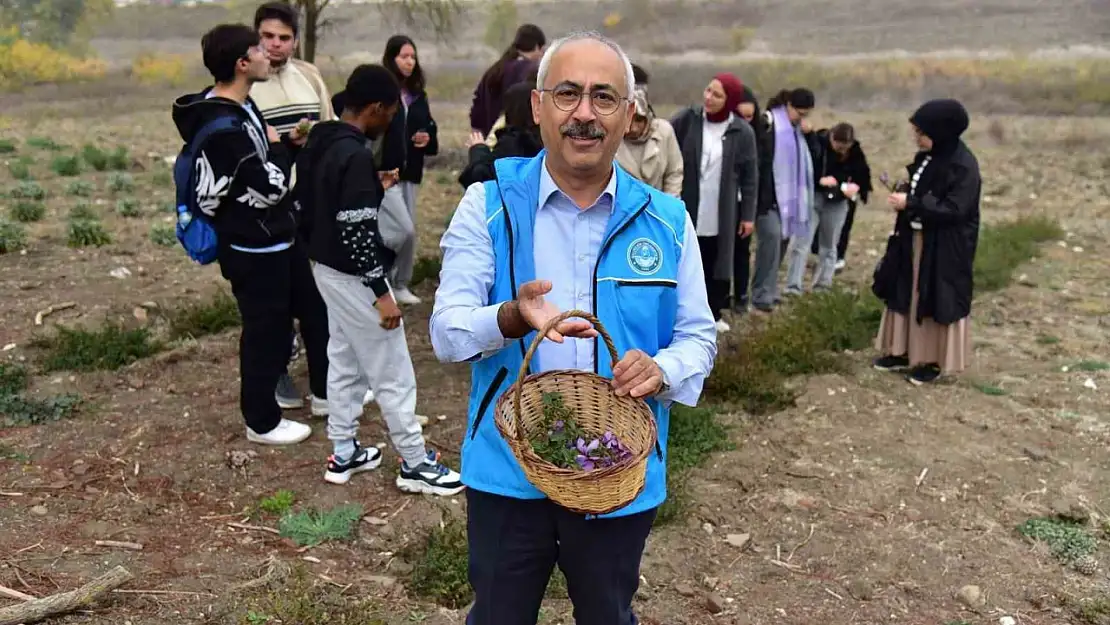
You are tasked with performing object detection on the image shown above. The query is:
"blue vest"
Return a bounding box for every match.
[461,152,689,518]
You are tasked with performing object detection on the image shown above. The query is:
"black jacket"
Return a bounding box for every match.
[873,141,981,325]
[812,130,873,205]
[171,89,297,248]
[755,110,819,216]
[457,126,543,189]
[295,121,394,298]
[380,90,439,184]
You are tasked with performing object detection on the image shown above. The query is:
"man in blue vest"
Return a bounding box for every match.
[431,30,717,625]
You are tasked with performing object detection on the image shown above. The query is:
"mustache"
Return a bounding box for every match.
[560,120,605,140]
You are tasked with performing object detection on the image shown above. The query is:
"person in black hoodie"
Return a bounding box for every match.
[872,99,980,386]
[172,23,329,446]
[457,81,543,189]
[808,123,873,270]
[731,84,760,313]
[376,34,439,306]
[295,64,463,494]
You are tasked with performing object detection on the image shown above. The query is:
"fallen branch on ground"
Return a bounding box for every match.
[33,302,76,326]
[226,522,279,535]
[0,585,35,602]
[94,540,143,551]
[0,565,132,625]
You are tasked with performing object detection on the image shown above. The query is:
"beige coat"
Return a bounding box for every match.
[616,119,684,197]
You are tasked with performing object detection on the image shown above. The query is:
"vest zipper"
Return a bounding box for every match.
[589,198,664,463]
[496,184,529,364]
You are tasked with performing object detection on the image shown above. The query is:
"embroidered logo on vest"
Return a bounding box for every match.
[628,238,663,276]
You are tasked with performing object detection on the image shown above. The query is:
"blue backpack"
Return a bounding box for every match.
[172,115,240,265]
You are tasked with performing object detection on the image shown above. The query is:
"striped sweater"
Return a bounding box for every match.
[249,59,334,137]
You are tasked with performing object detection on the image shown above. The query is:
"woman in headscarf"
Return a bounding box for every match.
[616,86,683,197]
[872,99,980,385]
[669,73,758,333]
[731,84,760,313]
[457,82,543,189]
[750,88,816,313]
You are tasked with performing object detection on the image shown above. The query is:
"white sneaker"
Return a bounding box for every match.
[715,319,731,334]
[309,390,376,417]
[835,259,846,271]
[394,287,422,305]
[246,418,312,445]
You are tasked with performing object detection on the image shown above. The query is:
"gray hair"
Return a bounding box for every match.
[536,31,636,98]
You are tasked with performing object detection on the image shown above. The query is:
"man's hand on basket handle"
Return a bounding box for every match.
[612,349,664,398]
[497,280,599,343]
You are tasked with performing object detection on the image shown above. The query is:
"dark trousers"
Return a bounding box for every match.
[466,489,656,625]
[732,231,752,308]
[217,241,329,433]
[697,236,729,321]
[810,201,857,261]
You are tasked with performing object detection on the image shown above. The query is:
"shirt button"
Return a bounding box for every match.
[578,254,588,262]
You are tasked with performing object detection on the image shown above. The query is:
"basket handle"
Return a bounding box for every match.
[511,309,620,442]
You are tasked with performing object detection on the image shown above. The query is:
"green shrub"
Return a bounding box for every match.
[10,180,45,200]
[107,146,130,171]
[68,201,98,221]
[410,255,442,287]
[65,179,94,197]
[0,219,27,254]
[150,224,177,247]
[1017,516,1097,564]
[151,169,171,186]
[975,215,1063,292]
[0,362,81,428]
[67,219,111,247]
[81,144,109,171]
[26,136,65,151]
[0,139,16,154]
[107,172,134,193]
[7,157,32,180]
[405,516,471,609]
[33,323,162,372]
[168,291,241,340]
[116,197,141,217]
[258,490,295,516]
[50,154,81,176]
[10,200,45,222]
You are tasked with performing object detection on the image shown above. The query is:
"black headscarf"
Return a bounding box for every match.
[910,99,969,157]
[738,84,761,127]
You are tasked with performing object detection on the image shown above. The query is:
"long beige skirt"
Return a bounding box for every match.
[874,231,971,374]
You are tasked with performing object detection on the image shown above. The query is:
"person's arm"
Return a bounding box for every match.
[661,123,684,198]
[457,144,496,190]
[909,161,981,226]
[199,127,291,213]
[469,77,493,135]
[422,102,439,156]
[857,148,873,204]
[333,150,392,296]
[430,183,508,363]
[653,212,718,406]
[735,124,758,224]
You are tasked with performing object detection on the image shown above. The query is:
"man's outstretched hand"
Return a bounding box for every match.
[514,280,598,343]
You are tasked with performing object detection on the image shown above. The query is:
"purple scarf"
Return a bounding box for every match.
[770,105,814,239]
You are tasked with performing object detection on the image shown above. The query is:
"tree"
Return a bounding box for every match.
[0,0,113,50]
[286,0,464,64]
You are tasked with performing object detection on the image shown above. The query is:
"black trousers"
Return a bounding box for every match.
[217,241,329,433]
[732,231,752,307]
[810,201,856,261]
[697,236,729,321]
[466,489,656,625]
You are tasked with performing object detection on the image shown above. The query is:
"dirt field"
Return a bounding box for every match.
[2,76,1110,625]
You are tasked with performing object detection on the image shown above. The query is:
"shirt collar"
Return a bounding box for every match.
[538,155,617,214]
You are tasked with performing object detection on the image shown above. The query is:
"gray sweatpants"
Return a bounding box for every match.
[382,182,419,289]
[751,210,782,309]
[311,262,427,468]
[785,196,848,293]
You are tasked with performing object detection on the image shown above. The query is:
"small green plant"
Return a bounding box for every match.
[69,201,97,221]
[67,219,111,247]
[81,144,109,171]
[33,323,161,372]
[233,567,386,625]
[168,291,241,340]
[50,154,81,176]
[971,381,1008,396]
[8,157,31,180]
[278,504,363,547]
[0,363,80,428]
[0,219,27,254]
[150,224,177,247]
[1072,360,1110,372]
[152,169,171,186]
[107,146,130,171]
[1017,516,1097,564]
[1036,334,1061,345]
[10,180,45,200]
[1070,596,1110,625]
[65,179,94,197]
[405,515,471,609]
[410,255,442,287]
[259,490,295,516]
[10,200,44,223]
[26,136,65,151]
[116,197,141,218]
[0,363,29,396]
[108,172,134,193]
[0,139,16,154]
[0,444,30,462]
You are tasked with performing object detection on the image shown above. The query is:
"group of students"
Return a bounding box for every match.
[454,43,875,335]
[172,2,461,496]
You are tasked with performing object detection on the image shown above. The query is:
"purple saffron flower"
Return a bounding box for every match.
[576,454,594,471]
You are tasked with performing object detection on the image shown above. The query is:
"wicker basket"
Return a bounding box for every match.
[494,309,658,515]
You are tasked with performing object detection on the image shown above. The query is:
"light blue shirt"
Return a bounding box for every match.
[430,159,717,407]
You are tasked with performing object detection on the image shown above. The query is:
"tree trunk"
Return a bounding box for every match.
[302,1,318,64]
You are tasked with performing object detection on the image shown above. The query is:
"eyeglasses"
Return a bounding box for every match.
[540,84,626,116]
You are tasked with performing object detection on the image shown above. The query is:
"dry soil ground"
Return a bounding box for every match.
[1,81,1110,625]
